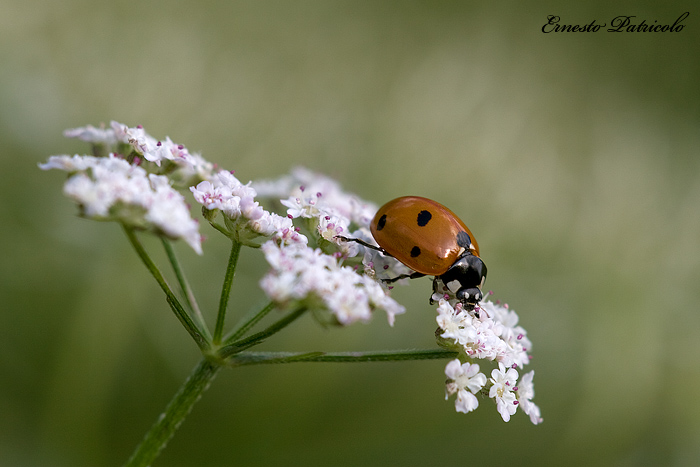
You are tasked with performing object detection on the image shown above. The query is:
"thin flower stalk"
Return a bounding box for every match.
[123,224,208,350]
[213,240,242,344]
[223,301,277,344]
[226,349,460,367]
[217,306,308,359]
[161,238,210,342]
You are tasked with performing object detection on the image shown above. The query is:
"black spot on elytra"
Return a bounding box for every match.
[416,210,432,227]
[456,231,472,249]
[376,214,387,231]
[410,246,421,257]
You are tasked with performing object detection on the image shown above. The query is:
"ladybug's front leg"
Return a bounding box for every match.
[381,271,426,284]
[334,235,390,256]
[429,276,442,304]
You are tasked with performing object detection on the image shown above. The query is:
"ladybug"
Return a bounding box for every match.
[339,196,487,310]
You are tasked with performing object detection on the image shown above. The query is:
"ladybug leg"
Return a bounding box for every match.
[429,277,441,304]
[382,271,425,284]
[334,235,390,256]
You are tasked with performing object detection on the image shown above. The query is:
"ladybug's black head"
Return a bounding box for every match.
[456,287,484,310]
[438,254,487,311]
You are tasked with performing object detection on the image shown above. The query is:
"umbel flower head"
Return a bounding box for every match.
[40,122,217,254]
[437,298,542,424]
[41,122,541,425]
[190,169,305,247]
[63,121,215,185]
[40,153,203,254]
[251,167,407,325]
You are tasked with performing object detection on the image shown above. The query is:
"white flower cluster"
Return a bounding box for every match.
[40,154,203,254]
[190,170,306,247]
[254,167,414,283]
[254,167,377,252]
[63,124,118,146]
[44,125,405,329]
[65,121,215,184]
[259,241,405,326]
[439,298,542,424]
[252,167,407,325]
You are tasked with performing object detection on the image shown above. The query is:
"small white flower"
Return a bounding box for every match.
[40,154,101,172]
[445,359,487,414]
[111,121,157,158]
[489,362,519,422]
[317,214,349,242]
[324,280,373,325]
[240,196,265,220]
[360,274,405,326]
[360,245,412,283]
[436,300,477,347]
[145,174,202,254]
[219,172,255,198]
[190,180,234,211]
[268,214,308,246]
[281,195,321,219]
[62,172,113,217]
[516,370,543,425]
[64,124,118,145]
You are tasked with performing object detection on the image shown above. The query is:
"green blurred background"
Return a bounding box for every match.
[2,1,699,466]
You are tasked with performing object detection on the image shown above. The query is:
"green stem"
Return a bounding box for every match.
[213,240,242,344]
[218,306,307,359]
[161,238,211,342]
[223,301,276,345]
[208,221,231,238]
[226,348,460,367]
[124,358,221,467]
[122,225,208,350]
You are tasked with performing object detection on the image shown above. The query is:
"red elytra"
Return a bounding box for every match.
[370,196,479,276]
